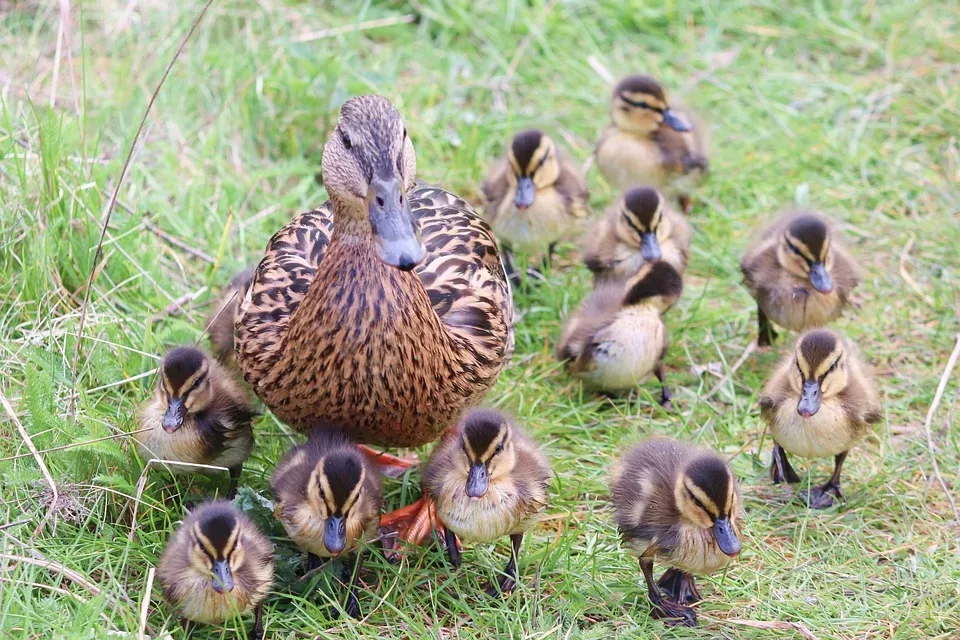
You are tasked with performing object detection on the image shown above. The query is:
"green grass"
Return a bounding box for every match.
[2,0,959,638]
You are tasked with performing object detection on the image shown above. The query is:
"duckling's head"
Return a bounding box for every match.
[456,409,516,499]
[321,95,422,270]
[186,502,248,594]
[305,449,371,556]
[610,74,691,135]
[794,329,848,418]
[777,213,834,293]
[621,260,683,313]
[506,130,560,210]
[674,455,742,557]
[158,347,213,433]
[616,186,668,262]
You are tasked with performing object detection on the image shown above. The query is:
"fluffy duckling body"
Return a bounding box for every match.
[136,347,257,498]
[741,211,860,346]
[583,186,690,282]
[595,75,707,211]
[611,437,742,627]
[482,129,589,281]
[424,409,550,596]
[761,329,881,508]
[271,428,382,617]
[157,500,273,639]
[208,267,255,368]
[557,261,682,403]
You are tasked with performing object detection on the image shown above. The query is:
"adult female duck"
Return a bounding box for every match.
[235,95,514,546]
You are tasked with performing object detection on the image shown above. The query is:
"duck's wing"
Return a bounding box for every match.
[413,185,515,365]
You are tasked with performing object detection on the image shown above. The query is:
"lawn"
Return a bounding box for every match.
[1,1,959,638]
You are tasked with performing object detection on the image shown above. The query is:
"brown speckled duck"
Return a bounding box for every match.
[235,95,514,549]
[741,211,860,346]
[595,75,707,212]
[208,267,255,369]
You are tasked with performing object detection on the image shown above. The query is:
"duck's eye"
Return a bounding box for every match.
[402,127,407,140]
[494,443,504,455]
[693,496,706,511]
[341,131,352,150]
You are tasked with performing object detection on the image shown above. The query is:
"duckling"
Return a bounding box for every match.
[271,428,382,618]
[135,346,257,499]
[557,261,683,404]
[481,129,589,284]
[583,186,691,282]
[157,500,273,639]
[760,328,881,509]
[207,267,254,368]
[741,211,860,347]
[595,74,707,212]
[423,409,550,596]
[610,437,743,627]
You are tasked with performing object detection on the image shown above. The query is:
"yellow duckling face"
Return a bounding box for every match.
[305,452,370,556]
[621,260,684,314]
[776,213,835,293]
[187,505,247,594]
[792,329,849,418]
[455,409,516,498]
[505,130,560,211]
[673,455,742,558]
[321,95,422,271]
[615,186,671,262]
[158,347,213,433]
[610,74,691,136]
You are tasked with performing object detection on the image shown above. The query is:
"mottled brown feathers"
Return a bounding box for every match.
[208,267,254,367]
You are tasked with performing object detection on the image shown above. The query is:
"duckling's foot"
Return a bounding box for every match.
[483,533,522,597]
[757,308,778,348]
[251,602,265,640]
[770,443,801,485]
[800,483,842,510]
[379,496,459,561]
[650,597,698,627]
[656,569,701,604]
[357,444,419,478]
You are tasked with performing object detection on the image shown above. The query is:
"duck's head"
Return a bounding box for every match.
[615,186,669,262]
[306,449,372,556]
[506,129,559,211]
[674,454,742,558]
[158,346,213,433]
[621,260,683,313]
[186,502,249,594]
[321,95,422,271]
[610,74,690,136]
[455,409,516,499]
[777,213,834,294]
[793,329,848,418]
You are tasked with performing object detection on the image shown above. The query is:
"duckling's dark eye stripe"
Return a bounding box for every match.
[622,212,646,237]
[821,354,842,381]
[785,238,812,265]
[530,149,549,176]
[620,95,664,113]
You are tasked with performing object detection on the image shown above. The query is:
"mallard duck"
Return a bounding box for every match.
[271,428,382,618]
[157,500,273,639]
[595,74,707,212]
[235,95,513,550]
[481,129,589,283]
[760,328,881,509]
[610,437,743,627]
[135,346,257,499]
[741,211,860,347]
[557,261,683,404]
[582,185,690,282]
[208,267,255,368]
[423,409,550,596]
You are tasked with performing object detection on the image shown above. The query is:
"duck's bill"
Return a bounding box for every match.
[641,232,662,262]
[712,517,741,557]
[162,398,185,432]
[514,176,536,210]
[324,515,347,555]
[798,380,821,417]
[809,262,833,293]
[662,109,691,132]
[211,559,235,593]
[368,175,425,271]
[465,463,489,498]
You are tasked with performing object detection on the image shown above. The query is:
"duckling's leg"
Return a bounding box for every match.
[757,307,778,347]
[801,451,848,509]
[654,363,673,408]
[226,465,241,500]
[251,601,265,640]
[484,533,523,597]
[340,551,364,619]
[501,245,522,290]
[444,524,462,569]
[770,442,801,485]
[640,557,697,627]
[357,444,419,478]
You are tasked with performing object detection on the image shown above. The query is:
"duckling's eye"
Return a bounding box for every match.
[402,127,407,140]
[493,443,504,455]
[693,496,707,512]
[341,130,352,150]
